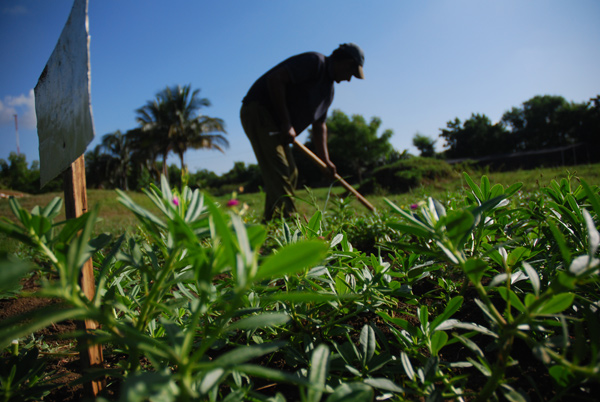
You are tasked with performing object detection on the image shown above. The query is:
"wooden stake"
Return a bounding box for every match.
[63,154,105,396]
[294,140,376,212]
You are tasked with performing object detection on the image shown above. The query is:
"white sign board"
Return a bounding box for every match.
[35,0,95,188]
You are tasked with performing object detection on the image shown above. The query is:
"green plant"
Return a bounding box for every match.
[383,173,600,400]
[0,176,333,401]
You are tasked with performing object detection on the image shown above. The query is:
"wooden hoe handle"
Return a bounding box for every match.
[294,140,376,212]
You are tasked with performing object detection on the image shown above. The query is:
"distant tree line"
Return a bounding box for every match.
[2,92,598,195]
[414,94,600,165]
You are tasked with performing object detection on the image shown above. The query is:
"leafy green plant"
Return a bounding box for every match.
[0,176,332,401]
[383,173,600,401]
[1,171,598,401]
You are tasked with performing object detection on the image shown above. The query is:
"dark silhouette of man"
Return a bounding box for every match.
[241,43,365,220]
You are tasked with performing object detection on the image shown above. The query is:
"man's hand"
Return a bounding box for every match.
[283,126,297,144]
[322,159,337,179]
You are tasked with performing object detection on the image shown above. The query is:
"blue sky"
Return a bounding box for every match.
[1,0,599,176]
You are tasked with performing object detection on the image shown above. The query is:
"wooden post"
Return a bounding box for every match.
[63,154,105,396]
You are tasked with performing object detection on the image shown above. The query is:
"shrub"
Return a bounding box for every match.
[360,157,455,194]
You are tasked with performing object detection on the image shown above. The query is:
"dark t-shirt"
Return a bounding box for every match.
[243,52,335,134]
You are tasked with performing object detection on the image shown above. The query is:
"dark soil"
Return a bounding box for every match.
[0,278,86,401]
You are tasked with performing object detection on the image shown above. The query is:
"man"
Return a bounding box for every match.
[240,43,365,220]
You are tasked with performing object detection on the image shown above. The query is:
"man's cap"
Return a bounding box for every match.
[337,43,364,79]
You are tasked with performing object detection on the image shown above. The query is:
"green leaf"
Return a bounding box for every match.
[454,333,484,357]
[569,255,598,276]
[184,189,205,222]
[436,319,497,337]
[29,214,52,238]
[547,221,572,265]
[307,210,322,236]
[254,240,328,281]
[464,258,488,284]
[0,218,33,246]
[522,262,540,297]
[400,351,415,380]
[325,383,373,402]
[206,197,237,268]
[581,180,600,218]
[363,378,404,393]
[430,330,448,356]
[431,296,463,331]
[583,209,599,257]
[384,198,434,232]
[507,247,530,267]
[0,254,34,295]
[307,344,330,402]
[9,197,29,227]
[387,223,433,239]
[418,305,429,334]
[498,288,526,313]
[214,341,285,367]
[445,210,474,246]
[554,272,577,291]
[549,365,574,387]
[235,364,309,386]
[472,194,508,215]
[490,183,505,199]
[41,197,63,219]
[263,292,342,303]
[377,312,419,338]
[231,213,251,266]
[430,198,447,220]
[535,293,575,315]
[116,189,167,230]
[121,370,178,402]
[500,384,528,402]
[463,172,484,203]
[436,240,459,264]
[504,182,523,197]
[360,325,376,365]
[199,368,225,395]
[481,176,491,199]
[226,312,290,331]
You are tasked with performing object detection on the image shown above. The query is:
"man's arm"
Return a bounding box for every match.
[266,67,296,143]
[312,117,337,176]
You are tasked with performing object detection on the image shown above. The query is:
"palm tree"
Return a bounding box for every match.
[101,130,131,190]
[135,85,228,178]
[126,128,162,182]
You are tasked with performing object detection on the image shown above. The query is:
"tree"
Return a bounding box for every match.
[134,85,228,177]
[307,110,395,183]
[101,130,131,190]
[412,132,436,157]
[126,127,162,182]
[500,95,571,151]
[439,113,508,159]
[0,153,48,193]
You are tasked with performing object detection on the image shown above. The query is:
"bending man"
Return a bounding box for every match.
[240,43,365,220]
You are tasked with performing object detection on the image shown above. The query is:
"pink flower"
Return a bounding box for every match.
[410,204,419,210]
[172,196,180,207]
[227,199,240,207]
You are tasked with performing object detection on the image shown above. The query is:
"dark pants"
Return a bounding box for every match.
[240,102,298,220]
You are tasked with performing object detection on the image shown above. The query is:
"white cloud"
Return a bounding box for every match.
[0,90,36,129]
[2,5,27,15]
